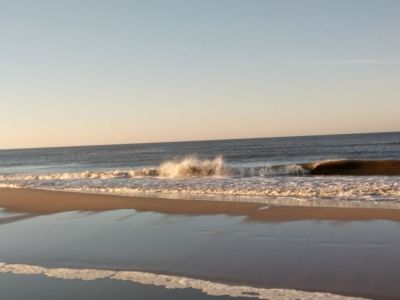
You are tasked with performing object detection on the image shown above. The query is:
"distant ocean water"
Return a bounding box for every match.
[1,132,399,208]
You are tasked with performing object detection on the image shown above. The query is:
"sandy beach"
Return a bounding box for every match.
[1,187,400,222]
[1,188,400,299]
[2,0,399,298]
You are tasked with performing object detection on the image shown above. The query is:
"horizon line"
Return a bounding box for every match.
[1,130,399,152]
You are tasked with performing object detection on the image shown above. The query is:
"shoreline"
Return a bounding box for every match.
[0,262,365,300]
[1,187,400,222]
[2,187,400,299]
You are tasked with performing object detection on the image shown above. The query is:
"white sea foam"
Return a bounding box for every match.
[0,156,308,181]
[1,176,400,207]
[158,156,226,177]
[0,262,367,299]
[1,156,399,207]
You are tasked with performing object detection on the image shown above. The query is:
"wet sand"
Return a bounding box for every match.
[2,208,399,299]
[1,187,400,222]
[1,188,400,299]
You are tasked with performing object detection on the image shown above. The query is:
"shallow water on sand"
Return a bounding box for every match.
[0,273,249,300]
[1,209,400,299]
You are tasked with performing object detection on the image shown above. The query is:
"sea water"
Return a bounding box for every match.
[0,132,399,207]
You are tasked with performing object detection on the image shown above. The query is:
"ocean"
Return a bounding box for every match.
[1,132,399,208]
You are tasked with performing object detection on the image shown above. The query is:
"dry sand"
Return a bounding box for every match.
[1,188,400,222]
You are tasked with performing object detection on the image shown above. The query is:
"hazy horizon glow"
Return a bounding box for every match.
[1,0,400,149]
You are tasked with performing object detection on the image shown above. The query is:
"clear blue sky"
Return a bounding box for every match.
[1,0,399,148]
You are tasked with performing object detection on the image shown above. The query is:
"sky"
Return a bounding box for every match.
[1,0,399,149]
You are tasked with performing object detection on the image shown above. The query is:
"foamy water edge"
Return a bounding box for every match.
[2,185,400,210]
[0,262,367,299]
[1,156,399,206]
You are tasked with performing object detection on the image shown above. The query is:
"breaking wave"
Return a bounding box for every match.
[1,157,399,181]
[1,157,399,206]
[0,156,308,180]
[158,156,225,177]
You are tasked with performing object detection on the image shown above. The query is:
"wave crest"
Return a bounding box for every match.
[0,156,308,181]
[2,158,398,181]
[158,156,225,177]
